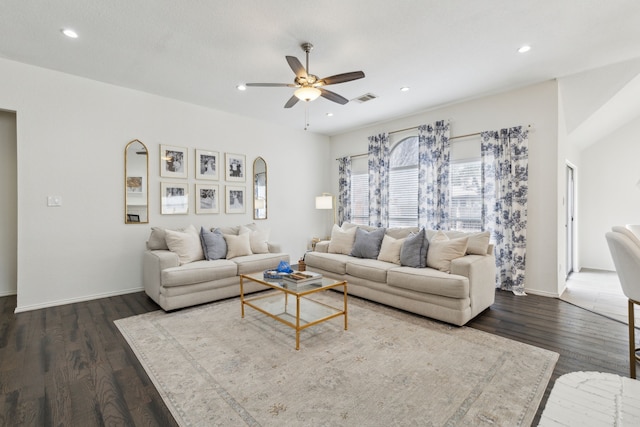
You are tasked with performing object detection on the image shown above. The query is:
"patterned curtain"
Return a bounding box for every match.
[368,133,390,227]
[480,126,529,295]
[337,156,352,226]
[418,120,451,230]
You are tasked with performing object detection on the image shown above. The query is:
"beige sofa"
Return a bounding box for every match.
[304,224,496,326]
[143,224,289,311]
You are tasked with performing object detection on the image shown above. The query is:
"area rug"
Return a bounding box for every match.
[115,293,559,426]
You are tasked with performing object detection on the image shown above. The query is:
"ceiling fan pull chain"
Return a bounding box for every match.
[304,103,311,131]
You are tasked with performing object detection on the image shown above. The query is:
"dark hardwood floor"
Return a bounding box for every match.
[0,289,631,426]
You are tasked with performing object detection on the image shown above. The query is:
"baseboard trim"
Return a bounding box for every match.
[14,286,144,313]
[0,290,17,297]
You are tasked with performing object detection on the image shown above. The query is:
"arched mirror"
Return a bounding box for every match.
[125,139,149,224]
[253,157,267,220]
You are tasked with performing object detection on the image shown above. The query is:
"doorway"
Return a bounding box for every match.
[566,163,576,278]
[0,110,17,296]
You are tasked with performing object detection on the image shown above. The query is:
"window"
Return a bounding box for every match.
[350,156,369,226]
[389,136,418,227]
[449,160,482,231]
[348,137,483,231]
[350,172,369,225]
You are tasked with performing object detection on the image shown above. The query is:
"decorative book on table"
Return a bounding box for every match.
[281,271,323,285]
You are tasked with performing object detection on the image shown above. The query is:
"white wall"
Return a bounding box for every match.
[579,116,640,270]
[0,110,17,296]
[0,57,330,312]
[330,81,561,296]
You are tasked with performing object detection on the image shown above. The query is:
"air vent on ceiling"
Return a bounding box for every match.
[353,93,378,103]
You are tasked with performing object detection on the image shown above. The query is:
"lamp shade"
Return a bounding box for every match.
[295,86,322,102]
[315,195,333,209]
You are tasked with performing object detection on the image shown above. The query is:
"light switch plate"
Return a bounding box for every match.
[47,196,62,207]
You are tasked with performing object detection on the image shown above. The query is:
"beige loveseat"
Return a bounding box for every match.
[304,224,496,326]
[143,224,289,311]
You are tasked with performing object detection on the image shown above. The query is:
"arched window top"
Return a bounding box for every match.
[390,136,418,168]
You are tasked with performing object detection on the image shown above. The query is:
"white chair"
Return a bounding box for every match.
[606,227,640,378]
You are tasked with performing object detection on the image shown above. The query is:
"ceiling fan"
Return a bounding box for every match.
[246,42,365,108]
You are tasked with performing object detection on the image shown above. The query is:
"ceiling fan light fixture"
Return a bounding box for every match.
[294,86,321,102]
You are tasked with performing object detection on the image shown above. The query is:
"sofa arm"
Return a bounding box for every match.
[450,254,496,316]
[143,250,179,305]
[315,241,330,253]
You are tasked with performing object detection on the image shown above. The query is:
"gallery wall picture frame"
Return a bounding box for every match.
[161,182,189,214]
[225,185,246,214]
[195,183,220,214]
[160,144,188,179]
[225,153,246,182]
[195,149,220,181]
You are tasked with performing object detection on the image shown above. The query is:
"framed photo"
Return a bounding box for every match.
[225,185,246,214]
[161,182,189,214]
[195,149,219,180]
[225,153,246,182]
[195,184,219,214]
[160,144,187,178]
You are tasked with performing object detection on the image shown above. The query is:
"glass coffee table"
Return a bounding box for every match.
[239,272,347,350]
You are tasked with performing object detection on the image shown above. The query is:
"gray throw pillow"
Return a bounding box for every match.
[200,227,227,260]
[350,227,386,259]
[400,228,428,268]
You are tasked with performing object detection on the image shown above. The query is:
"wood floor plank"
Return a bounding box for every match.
[1,289,635,426]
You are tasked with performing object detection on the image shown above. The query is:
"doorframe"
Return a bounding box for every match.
[565,161,577,278]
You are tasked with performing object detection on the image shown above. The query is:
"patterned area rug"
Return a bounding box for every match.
[115,292,558,426]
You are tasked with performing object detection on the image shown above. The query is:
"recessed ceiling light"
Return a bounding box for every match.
[326,112,333,117]
[236,84,246,91]
[61,28,78,39]
[518,45,531,53]
[400,87,410,92]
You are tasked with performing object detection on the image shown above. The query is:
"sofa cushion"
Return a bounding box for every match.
[304,252,350,275]
[377,235,405,265]
[240,225,270,254]
[350,227,385,259]
[224,232,252,259]
[148,226,191,250]
[328,224,357,255]
[165,225,205,265]
[200,227,227,260]
[148,227,170,250]
[233,252,290,275]
[385,226,420,239]
[400,228,428,268]
[387,267,469,299]
[346,258,395,282]
[426,231,469,273]
[161,259,238,287]
[426,230,490,256]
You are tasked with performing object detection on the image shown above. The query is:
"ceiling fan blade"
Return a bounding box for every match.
[286,56,307,79]
[284,95,299,108]
[319,71,365,86]
[319,88,349,105]
[245,83,296,87]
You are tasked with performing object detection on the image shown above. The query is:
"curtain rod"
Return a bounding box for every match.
[336,124,532,160]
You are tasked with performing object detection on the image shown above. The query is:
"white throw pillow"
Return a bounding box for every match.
[164,225,204,265]
[327,224,357,255]
[426,231,469,273]
[224,232,253,259]
[240,225,270,254]
[467,231,491,255]
[377,235,405,265]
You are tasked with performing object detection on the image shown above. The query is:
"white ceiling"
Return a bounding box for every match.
[1,0,640,136]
